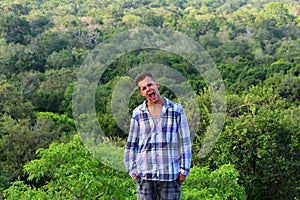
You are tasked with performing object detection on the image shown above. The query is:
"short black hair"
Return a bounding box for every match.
[134,72,155,87]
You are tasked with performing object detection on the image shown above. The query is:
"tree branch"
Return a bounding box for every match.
[94,192,104,200]
[58,179,81,199]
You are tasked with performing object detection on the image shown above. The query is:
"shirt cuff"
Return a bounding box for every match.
[129,170,138,178]
[180,168,189,176]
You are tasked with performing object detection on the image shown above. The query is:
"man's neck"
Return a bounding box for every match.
[147,96,164,108]
[147,96,164,120]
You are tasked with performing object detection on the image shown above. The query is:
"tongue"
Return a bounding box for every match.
[150,93,156,101]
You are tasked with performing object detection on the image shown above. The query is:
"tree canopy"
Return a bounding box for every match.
[0,0,299,199]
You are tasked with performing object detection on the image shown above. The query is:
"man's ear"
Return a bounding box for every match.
[156,82,159,88]
[139,87,146,96]
[138,87,142,94]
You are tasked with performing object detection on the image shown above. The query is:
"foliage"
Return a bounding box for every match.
[0,113,74,198]
[0,80,35,120]
[3,135,136,200]
[32,68,75,113]
[0,0,299,199]
[205,87,300,199]
[0,9,31,44]
[182,164,246,200]
[4,135,246,200]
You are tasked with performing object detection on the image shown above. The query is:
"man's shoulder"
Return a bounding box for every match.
[133,104,143,112]
[165,98,184,111]
[132,102,145,115]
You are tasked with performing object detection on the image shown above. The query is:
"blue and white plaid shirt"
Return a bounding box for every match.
[124,97,192,181]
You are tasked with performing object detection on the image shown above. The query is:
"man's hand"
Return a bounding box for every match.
[178,173,186,183]
[133,173,139,181]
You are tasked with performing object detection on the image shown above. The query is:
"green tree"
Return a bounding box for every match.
[0,80,35,120]
[60,82,74,117]
[3,135,135,200]
[269,59,294,75]
[182,164,246,200]
[121,14,141,28]
[0,10,31,44]
[0,41,28,77]
[0,113,74,190]
[253,2,293,41]
[255,2,292,27]
[25,31,70,72]
[46,49,75,70]
[29,15,54,36]
[274,39,300,63]
[140,10,164,27]
[4,134,247,199]
[32,68,75,113]
[277,75,300,103]
[207,87,299,199]
[8,72,42,102]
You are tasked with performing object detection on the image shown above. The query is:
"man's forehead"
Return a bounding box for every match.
[138,76,155,87]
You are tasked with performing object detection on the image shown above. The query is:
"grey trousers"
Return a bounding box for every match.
[136,177,181,200]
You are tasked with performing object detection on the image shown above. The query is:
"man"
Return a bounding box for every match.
[124,72,192,200]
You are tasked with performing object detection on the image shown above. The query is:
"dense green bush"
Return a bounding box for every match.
[182,165,246,200]
[4,135,246,200]
[3,135,136,200]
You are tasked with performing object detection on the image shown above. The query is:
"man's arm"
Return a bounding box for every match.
[178,108,192,179]
[124,117,139,179]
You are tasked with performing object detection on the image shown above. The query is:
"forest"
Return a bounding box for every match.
[0,0,299,199]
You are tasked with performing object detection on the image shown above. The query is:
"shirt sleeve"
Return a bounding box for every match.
[178,108,192,176]
[124,115,139,178]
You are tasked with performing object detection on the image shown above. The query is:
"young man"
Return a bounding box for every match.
[124,72,192,200]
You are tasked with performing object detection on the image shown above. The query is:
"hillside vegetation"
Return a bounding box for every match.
[0,0,299,199]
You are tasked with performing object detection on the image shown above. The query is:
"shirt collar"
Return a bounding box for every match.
[140,97,171,112]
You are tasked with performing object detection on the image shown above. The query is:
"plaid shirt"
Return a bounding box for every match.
[124,97,192,181]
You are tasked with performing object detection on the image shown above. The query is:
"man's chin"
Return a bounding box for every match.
[147,97,157,104]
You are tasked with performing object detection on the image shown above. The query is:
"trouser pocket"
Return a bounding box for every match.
[175,179,181,191]
[135,176,143,189]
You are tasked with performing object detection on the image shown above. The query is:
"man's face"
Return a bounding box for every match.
[138,76,160,103]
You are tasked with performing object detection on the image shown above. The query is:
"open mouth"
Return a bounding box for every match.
[148,91,156,100]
